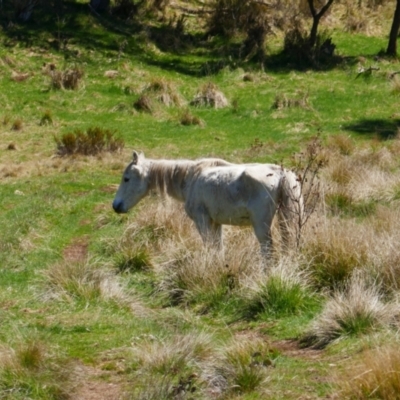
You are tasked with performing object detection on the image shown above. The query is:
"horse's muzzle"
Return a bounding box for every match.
[112,199,126,214]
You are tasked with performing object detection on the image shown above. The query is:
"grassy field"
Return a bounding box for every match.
[2,1,400,399]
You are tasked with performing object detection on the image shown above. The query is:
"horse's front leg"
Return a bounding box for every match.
[194,214,223,252]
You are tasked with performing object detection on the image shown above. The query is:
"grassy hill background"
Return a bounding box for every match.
[2,1,400,399]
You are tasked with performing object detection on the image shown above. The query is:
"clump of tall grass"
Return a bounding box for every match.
[272,91,311,110]
[133,94,154,113]
[238,257,316,319]
[132,200,200,254]
[130,332,214,375]
[55,126,124,156]
[0,339,75,399]
[179,109,204,126]
[48,66,84,90]
[39,110,53,126]
[300,272,396,349]
[42,257,132,305]
[11,118,23,131]
[302,217,369,289]
[335,345,400,399]
[114,246,153,273]
[215,337,276,394]
[145,78,184,107]
[150,218,262,310]
[133,78,184,113]
[156,248,240,309]
[191,82,229,108]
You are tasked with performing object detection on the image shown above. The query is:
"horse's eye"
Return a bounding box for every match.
[124,177,129,183]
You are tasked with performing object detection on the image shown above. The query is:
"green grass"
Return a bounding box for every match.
[1,2,400,398]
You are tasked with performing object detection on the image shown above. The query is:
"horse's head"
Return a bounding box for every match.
[112,151,149,213]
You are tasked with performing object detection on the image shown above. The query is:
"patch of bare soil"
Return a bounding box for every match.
[63,237,89,263]
[73,365,125,400]
[273,339,324,360]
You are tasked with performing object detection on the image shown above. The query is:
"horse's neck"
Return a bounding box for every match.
[147,160,195,201]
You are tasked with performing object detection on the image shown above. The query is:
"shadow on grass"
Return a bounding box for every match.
[0,1,380,77]
[343,118,400,140]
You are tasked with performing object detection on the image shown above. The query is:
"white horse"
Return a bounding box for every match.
[112,151,303,256]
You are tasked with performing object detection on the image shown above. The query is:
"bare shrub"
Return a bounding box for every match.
[291,136,327,249]
[300,272,395,349]
[190,82,228,108]
[55,126,124,156]
[336,345,400,399]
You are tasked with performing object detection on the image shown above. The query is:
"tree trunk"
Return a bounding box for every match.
[306,0,335,48]
[387,0,400,56]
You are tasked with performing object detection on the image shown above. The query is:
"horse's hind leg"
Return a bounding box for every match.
[252,213,275,261]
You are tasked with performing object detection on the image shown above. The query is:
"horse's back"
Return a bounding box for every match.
[185,163,284,226]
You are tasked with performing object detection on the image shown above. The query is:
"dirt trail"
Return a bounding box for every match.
[73,365,125,400]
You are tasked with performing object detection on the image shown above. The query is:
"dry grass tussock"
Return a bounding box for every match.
[119,199,201,256]
[0,338,76,398]
[134,78,185,113]
[301,216,370,289]
[213,337,275,394]
[129,332,274,398]
[301,271,399,349]
[323,144,400,204]
[155,243,261,307]
[191,82,229,109]
[47,66,84,90]
[130,331,214,374]
[41,256,139,307]
[302,204,400,292]
[336,344,400,399]
[301,140,400,291]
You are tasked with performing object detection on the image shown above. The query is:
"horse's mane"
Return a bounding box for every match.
[147,157,232,198]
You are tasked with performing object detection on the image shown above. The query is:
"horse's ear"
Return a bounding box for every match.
[132,151,144,165]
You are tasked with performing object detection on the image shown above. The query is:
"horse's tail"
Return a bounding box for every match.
[278,169,304,250]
